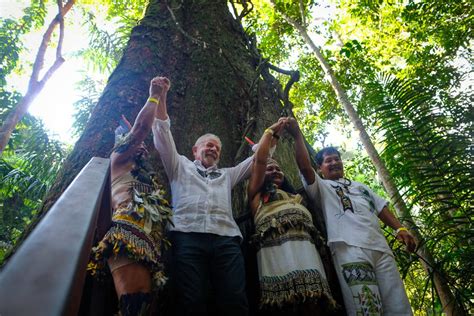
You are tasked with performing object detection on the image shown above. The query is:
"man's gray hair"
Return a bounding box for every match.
[194,133,222,147]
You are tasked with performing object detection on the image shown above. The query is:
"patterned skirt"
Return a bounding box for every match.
[253,203,335,309]
[87,202,169,288]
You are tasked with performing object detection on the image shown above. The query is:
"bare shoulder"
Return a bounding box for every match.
[110,152,134,181]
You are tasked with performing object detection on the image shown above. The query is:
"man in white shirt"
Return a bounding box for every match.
[152,79,251,316]
[286,118,416,316]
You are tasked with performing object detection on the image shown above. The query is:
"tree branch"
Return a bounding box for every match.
[239,0,254,20]
[38,57,66,89]
[299,0,306,28]
[266,62,295,76]
[30,0,73,88]
[56,0,65,60]
[265,62,300,114]
[229,0,254,22]
[0,0,75,154]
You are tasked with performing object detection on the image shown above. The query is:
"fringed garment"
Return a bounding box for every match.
[88,170,173,289]
[252,189,335,309]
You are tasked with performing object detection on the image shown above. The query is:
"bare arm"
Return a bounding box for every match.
[378,206,416,252]
[248,118,287,214]
[129,78,165,141]
[114,76,169,163]
[286,117,315,185]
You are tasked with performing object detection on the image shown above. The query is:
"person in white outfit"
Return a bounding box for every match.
[286,117,416,316]
[152,78,252,316]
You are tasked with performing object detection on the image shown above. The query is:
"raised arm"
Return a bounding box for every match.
[112,76,169,163]
[151,77,183,179]
[154,77,170,121]
[248,118,287,213]
[286,117,315,185]
[130,77,168,140]
[378,206,417,252]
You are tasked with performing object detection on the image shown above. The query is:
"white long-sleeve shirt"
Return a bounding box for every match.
[152,118,253,238]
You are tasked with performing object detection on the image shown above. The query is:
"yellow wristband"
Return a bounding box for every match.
[148,97,160,105]
[395,227,408,235]
[264,128,274,136]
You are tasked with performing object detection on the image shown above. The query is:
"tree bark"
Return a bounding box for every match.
[272,4,465,315]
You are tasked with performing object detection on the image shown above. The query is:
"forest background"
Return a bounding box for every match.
[0,0,472,315]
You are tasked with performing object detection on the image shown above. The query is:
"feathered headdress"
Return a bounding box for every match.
[113,115,133,153]
[115,115,132,143]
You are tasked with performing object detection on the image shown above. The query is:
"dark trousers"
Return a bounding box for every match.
[169,231,248,316]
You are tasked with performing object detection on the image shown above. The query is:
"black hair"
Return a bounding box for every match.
[261,158,296,195]
[260,175,297,202]
[315,146,341,166]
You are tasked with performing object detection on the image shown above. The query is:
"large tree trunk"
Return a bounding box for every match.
[273,6,464,315]
[38,0,343,314]
[43,0,285,210]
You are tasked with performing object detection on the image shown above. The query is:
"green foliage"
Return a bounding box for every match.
[0,114,68,262]
[0,0,143,264]
[367,74,473,312]
[0,1,71,262]
[68,1,145,134]
[76,0,145,73]
[402,0,473,57]
[77,11,136,73]
[331,0,472,93]
[293,54,341,118]
[81,0,147,19]
[243,1,296,63]
[246,0,472,312]
[343,150,382,192]
[0,0,46,86]
[72,75,105,136]
[339,39,362,58]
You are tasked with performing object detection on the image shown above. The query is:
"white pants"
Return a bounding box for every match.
[330,243,412,316]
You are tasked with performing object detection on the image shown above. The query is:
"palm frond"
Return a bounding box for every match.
[365,73,473,310]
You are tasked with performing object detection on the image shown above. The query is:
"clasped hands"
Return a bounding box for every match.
[267,117,301,139]
[150,76,171,99]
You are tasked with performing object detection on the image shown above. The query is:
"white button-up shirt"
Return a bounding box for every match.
[152,118,253,238]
